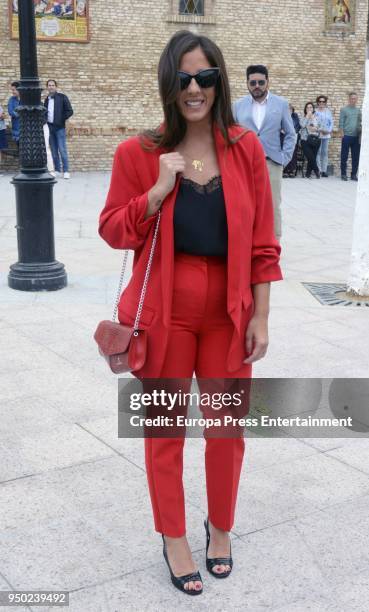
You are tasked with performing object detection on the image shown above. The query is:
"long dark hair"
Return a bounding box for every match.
[141,30,237,150]
[304,101,315,115]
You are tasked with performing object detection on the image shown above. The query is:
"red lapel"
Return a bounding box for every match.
[213,124,242,330]
[160,176,180,328]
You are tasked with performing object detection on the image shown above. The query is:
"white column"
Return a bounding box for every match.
[347,53,369,296]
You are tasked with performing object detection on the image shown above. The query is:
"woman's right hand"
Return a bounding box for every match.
[146,152,185,218]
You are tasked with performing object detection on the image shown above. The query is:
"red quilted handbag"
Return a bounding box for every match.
[94,322,147,374]
[94,212,160,374]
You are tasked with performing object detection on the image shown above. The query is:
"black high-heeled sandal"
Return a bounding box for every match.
[161,534,203,595]
[204,517,233,578]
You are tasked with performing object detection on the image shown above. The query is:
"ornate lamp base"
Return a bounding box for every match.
[8,261,67,291]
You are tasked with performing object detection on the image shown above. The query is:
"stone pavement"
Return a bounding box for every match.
[1,171,369,612]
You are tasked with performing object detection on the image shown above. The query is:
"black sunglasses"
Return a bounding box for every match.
[177,68,220,90]
[249,79,267,87]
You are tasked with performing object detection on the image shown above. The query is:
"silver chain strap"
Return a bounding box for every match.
[112,211,161,334]
[112,250,129,323]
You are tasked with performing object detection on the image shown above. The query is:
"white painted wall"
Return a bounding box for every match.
[347,53,369,296]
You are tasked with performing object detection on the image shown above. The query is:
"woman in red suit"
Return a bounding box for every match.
[99,30,282,595]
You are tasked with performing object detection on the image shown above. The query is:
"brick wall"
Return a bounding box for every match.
[1,0,368,173]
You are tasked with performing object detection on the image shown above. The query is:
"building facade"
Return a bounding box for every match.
[1,0,368,172]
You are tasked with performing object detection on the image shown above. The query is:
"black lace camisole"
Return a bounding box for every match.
[173,175,228,257]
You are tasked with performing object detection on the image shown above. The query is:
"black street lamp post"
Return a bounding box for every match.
[8,0,67,291]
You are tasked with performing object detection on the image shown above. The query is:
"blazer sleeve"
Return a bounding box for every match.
[7,98,18,119]
[250,135,283,284]
[99,140,158,250]
[63,94,73,121]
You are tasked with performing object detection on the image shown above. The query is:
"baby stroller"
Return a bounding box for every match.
[282,132,305,178]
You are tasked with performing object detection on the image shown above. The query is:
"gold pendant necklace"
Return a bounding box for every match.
[192,159,204,172]
[177,146,210,173]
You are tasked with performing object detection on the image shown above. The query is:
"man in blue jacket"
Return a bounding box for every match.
[44,79,73,179]
[7,81,20,147]
[233,65,296,240]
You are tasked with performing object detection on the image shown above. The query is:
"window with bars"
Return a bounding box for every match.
[167,0,214,24]
[179,0,204,16]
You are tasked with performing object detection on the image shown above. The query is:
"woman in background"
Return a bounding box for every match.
[300,101,322,178]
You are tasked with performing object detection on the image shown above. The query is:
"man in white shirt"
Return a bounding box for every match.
[233,65,296,240]
[252,88,269,131]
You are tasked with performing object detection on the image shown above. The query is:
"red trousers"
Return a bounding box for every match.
[144,253,252,537]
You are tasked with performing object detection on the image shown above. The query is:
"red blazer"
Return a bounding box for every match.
[99,123,283,377]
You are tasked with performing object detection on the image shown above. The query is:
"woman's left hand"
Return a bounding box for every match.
[243,315,269,364]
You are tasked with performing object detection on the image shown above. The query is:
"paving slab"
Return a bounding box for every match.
[1,395,117,480]
[0,457,206,594]
[291,507,369,585]
[233,451,369,535]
